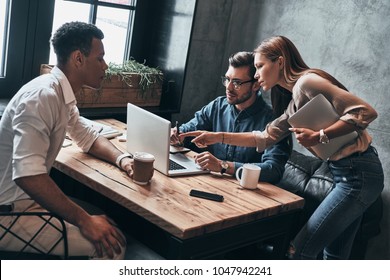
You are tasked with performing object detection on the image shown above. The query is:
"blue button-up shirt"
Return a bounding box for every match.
[180,92,290,184]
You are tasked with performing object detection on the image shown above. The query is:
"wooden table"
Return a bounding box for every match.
[53,119,304,259]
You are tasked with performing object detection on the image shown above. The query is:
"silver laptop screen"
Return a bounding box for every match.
[126,103,171,174]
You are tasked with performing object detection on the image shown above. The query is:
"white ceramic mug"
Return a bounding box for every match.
[235,164,261,189]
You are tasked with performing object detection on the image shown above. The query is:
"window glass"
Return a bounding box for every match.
[49,1,90,65]
[49,0,134,65]
[95,6,129,64]
[0,0,9,77]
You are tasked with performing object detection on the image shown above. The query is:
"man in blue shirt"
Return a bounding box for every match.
[171,51,291,184]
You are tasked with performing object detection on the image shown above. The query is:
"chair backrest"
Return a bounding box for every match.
[0,211,68,260]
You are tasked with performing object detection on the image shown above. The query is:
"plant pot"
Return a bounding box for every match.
[40,64,162,108]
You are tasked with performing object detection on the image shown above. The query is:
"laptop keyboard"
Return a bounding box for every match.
[169,159,186,170]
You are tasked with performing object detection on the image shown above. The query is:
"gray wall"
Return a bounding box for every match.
[174,0,390,259]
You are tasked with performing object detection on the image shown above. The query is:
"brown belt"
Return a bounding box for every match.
[0,204,13,213]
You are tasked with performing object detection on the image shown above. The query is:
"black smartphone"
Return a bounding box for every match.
[189,189,224,202]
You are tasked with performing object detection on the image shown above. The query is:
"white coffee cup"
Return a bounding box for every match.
[235,164,261,189]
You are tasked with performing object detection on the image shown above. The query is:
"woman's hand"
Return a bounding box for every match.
[179,131,222,148]
[289,127,319,147]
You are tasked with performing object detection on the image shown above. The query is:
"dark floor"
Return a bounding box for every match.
[124,234,165,260]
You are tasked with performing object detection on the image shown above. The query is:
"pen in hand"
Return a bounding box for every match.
[173,121,183,146]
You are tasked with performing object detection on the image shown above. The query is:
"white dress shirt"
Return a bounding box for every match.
[0,66,98,205]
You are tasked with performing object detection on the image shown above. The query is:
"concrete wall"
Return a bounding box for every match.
[175,0,390,259]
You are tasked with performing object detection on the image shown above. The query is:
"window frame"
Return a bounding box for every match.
[0,0,54,99]
[59,0,137,62]
[0,0,197,120]
[0,0,11,77]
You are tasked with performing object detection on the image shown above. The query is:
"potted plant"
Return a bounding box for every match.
[40,58,163,108]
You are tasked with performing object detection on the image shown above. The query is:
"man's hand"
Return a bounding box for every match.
[170,127,182,146]
[194,152,223,172]
[15,173,126,259]
[120,157,134,178]
[78,214,126,259]
[120,157,154,181]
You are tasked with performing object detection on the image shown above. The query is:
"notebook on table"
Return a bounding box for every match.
[81,117,123,139]
[126,103,210,176]
[288,94,358,160]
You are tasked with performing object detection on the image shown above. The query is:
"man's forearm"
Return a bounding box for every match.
[88,135,123,165]
[15,174,89,227]
[88,135,133,175]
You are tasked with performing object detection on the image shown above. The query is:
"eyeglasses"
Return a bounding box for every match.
[221,76,255,90]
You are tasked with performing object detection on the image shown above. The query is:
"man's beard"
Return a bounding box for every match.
[227,90,253,105]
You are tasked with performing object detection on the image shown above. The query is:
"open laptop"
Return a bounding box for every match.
[126,103,210,176]
[288,94,358,160]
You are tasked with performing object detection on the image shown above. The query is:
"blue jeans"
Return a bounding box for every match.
[290,146,384,259]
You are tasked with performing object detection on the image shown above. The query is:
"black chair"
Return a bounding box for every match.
[0,211,69,260]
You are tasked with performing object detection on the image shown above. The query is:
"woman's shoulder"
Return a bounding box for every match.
[295,71,333,93]
[298,71,330,86]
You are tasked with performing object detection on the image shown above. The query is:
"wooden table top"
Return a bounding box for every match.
[54,119,304,239]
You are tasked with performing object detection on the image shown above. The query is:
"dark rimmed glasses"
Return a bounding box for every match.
[221,76,255,90]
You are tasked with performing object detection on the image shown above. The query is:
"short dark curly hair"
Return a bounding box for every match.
[51,21,104,65]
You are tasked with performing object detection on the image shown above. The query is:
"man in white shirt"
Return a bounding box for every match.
[0,22,133,259]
